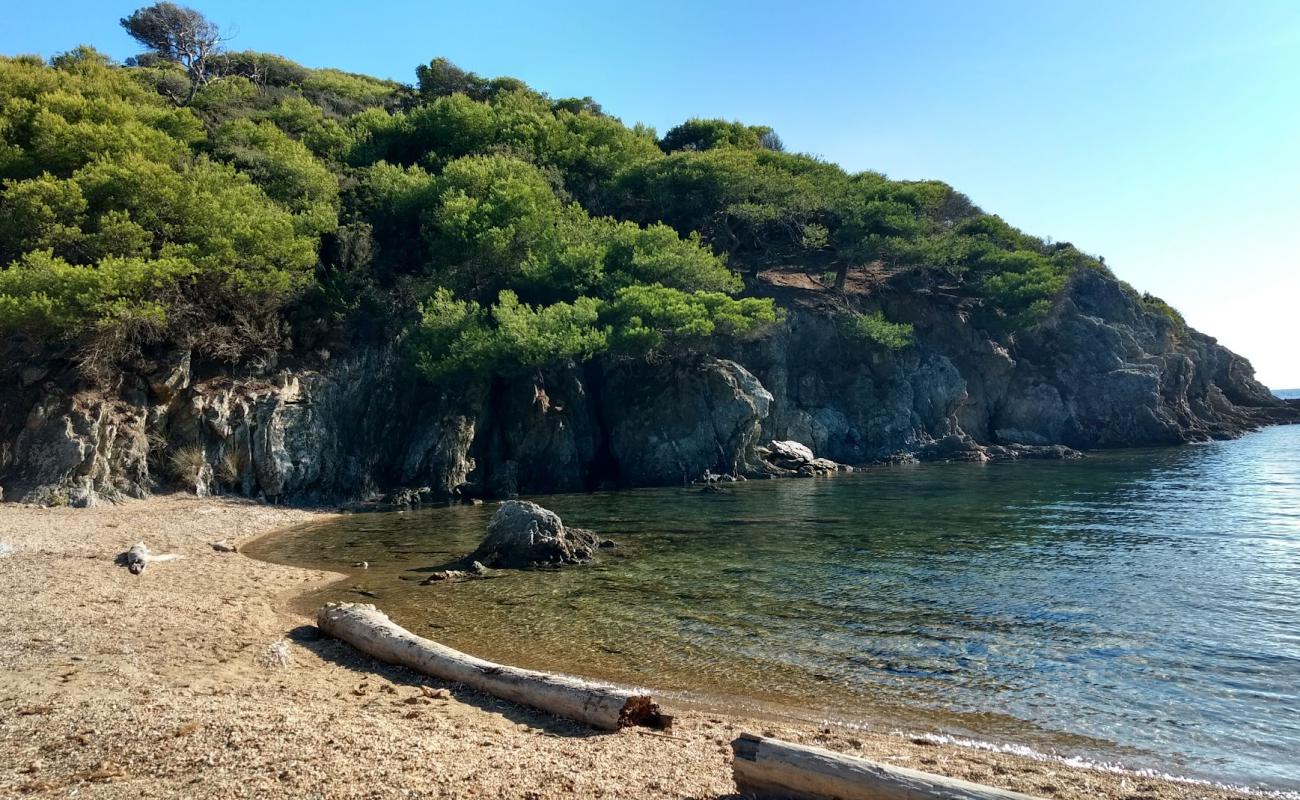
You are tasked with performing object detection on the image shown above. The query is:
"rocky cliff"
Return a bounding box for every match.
[2,268,1293,507]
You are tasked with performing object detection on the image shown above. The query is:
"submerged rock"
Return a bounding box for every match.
[420,560,489,583]
[467,500,600,569]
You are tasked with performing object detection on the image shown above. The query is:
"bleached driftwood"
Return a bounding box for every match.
[732,733,1044,800]
[121,542,184,575]
[317,602,669,731]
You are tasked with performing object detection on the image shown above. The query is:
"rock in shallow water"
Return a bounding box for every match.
[468,500,600,569]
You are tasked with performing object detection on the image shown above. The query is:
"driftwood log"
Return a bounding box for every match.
[732,733,1044,800]
[317,602,668,731]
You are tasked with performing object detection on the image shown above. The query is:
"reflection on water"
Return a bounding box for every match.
[247,425,1300,790]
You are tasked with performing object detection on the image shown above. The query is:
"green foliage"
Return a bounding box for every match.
[409,283,778,378]
[1,30,1104,380]
[189,75,259,113]
[612,148,839,267]
[69,153,317,293]
[120,2,224,101]
[836,311,913,350]
[410,288,607,378]
[0,174,89,262]
[414,57,526,104]
[1140,292,1187,334]
[210,50,310,87]
[262,96,353,159]
[211,118,340,234]
[0,47,325,363]
[299,68,402,114]
[659,118,783,153]
[601,284,780,357]
[0,249,190,335]
[355,153,739,306]
[979,253,1070,330]
[348,81,660,204]
[415,57,489,101]
[420,153,572,296]
[0,52,204,179]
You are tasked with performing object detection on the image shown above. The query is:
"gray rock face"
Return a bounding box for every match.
[5,394,150,506]
[732,268,1295,463]
[0,347,482,506]
[468,500,599,568]
[601,357,773,486]
[0,268,1293,507]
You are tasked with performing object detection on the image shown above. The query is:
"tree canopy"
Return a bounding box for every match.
[0,4,1115,380]
[121,2,225,104]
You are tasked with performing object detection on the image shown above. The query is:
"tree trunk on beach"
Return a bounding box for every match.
[731,733,1045,800]
[317,602,669,731]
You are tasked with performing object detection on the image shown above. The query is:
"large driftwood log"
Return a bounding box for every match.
[317,602,668,731]
[732,733,1045,800]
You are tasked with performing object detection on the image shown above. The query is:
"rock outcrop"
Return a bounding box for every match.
[467,500,600,569]
[600,358,773,487]
[1,268,1294,507]
[759,440,850,476]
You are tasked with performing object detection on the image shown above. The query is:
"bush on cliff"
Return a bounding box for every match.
[836,311,914,350]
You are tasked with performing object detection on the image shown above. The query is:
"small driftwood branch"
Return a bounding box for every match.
[731,733,1045,800]
[120,542,184,574]
[317,602,669,731]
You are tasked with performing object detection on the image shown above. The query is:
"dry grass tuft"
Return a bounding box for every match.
[168,444,208,488]
[216,448,248,487]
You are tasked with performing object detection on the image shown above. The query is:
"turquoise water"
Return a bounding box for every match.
[248,425,1300,792]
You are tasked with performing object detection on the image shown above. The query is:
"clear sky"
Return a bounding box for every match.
[5,0,1298,387]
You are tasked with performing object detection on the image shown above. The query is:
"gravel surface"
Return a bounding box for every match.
[0,495,1268,799]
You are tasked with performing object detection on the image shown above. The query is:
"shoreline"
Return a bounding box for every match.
[0,494,1289,799]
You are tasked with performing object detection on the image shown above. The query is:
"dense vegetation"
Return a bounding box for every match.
[0,3,1118,380]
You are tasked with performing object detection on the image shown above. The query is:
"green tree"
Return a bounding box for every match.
[659,118,783,153]
[602,284,779,357]
[211,118,340,234]
[120,3,226,104]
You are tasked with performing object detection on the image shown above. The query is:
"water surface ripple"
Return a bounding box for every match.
[249,425,1300,791]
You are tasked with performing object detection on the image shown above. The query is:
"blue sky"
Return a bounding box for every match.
[5,0,1298,386]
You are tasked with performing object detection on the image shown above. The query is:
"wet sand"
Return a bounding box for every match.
[0,495,1276,799]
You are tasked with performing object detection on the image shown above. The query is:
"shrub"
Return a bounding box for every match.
[659,118,782,153]
[216,448,247,487]
[837,311,914,350]
[0,250,190,336]
[602,284,780,357]
[168,444,209,488]
[409,284,779,377]
[1140,292,1187,335]
[409,288,607,378]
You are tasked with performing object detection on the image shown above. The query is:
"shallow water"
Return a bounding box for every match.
[248,425,1300,791]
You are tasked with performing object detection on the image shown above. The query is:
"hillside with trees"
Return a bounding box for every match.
[0,4,1290,506]
[0,3,1123,378]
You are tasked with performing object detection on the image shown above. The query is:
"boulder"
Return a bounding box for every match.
[766,440,815,469]
[468,500,600,569]
[759,439,848,476]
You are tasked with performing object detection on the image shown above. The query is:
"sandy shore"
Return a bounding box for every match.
[0,495,1274,799]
